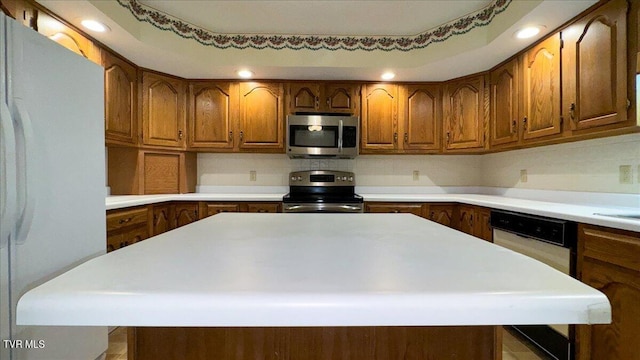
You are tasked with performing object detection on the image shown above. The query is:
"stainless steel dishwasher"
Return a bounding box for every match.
[491,209,577,360]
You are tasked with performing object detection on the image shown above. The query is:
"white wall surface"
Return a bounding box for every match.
[197,134,640,194]
[481,133,640,194]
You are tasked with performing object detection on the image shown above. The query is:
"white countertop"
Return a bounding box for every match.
[18,213,610,327]
[106,192,640,232]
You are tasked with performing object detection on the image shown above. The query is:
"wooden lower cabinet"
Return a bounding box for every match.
[365,202,425,217]
[174,202,199,228]
[151,203,173,236]
[576,224,640,360]
[200,202,283,218]
[455,205,492,242]
[129,326,499,360]
[106,207,149,252]
[426,203,455,228]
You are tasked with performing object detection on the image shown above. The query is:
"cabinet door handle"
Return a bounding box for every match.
[430,211,435,219]
[229,131,233,142]
[404,133,408,143]
[393,132,398,144]
[391,210,400,213]
[569,103,576,121]
[511,120,517,134]
[239,131,244,142]
[257,209,268,213]
[119,217,132,224]
[446,132,451,143]
[178,130,184,139]
[315,96,320,109]
[523,117,528,130]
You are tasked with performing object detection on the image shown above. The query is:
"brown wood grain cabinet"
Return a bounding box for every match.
[188,81,237,150]
[576,224,640,360]
[443,74,487,151]
[142,71,187,149]
[562,0,629,132]
[490,57,520,148]
[521,33,563,141]
[36,13,102,65]
[174,202,199,228]
[102,51,138,146]
[455,205,492,242]
[201,203,242,218]
[401,84,442,152]
[426,203,455,228]
[246,202,282,213]
[360,84,399,152]
[238,82,285,152]
[151,203,173,236]
[106,207,149,252]
[287,82,360,114]
[365,202,425,217]
[200,202,282,218]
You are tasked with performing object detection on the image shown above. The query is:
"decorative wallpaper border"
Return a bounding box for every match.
[117,0,512,52]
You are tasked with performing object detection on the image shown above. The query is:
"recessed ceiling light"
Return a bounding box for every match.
[81,19,109,33]
[237,70,254,79]
[381,72,395,81]
[515,26,543,39]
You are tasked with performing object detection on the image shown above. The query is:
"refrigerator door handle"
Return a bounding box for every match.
[13,99,35,245]
[0,100,17,249]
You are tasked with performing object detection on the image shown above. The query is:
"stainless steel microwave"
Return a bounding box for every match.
[286,114,359,158]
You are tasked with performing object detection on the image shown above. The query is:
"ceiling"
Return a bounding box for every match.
[36,0,598,81]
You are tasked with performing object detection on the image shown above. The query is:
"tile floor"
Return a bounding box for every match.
[107,326,551,359]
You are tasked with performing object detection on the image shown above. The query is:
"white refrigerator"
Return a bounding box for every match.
[0,13,107,360]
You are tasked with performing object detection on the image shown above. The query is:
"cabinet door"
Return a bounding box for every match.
[38,13,101,64]
[324,83,359,114]
[142,72,186,148]
[204,203,241,218]
[443,75,486,150]
[490,58,519,147]
[189,82,236,149]
[107,225,148,252]
[475,207,493,242]
[152,204,174,236]
[427,204,454,227]
[562,0,628,131]
[288,83,321,113]
[522,34,562,140]
[365,202,424,217]
[456,205,475,235]
[577,225,640,360]
[246,203,282,213]
[402,84,441,152]
[174,203,199,228]
[361,84,399,151]
[239,82,285,151]
[102,51,138,146]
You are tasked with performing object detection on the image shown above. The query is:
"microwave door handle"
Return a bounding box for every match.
[338,119,343,153]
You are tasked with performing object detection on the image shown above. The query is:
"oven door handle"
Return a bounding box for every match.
[338,119,343,153]
[284,204,362,213]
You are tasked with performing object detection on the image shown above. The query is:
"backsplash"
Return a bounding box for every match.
[197,134,640,194]
[198,154,481,187]
[481,133,640,194]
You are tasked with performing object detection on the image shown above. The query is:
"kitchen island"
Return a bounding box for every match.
[17,213,611,359]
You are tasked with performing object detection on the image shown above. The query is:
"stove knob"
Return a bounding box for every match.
[297,176,302,181]
[342,176,348,181]
[348,176,353,182]
[291,176,297,181]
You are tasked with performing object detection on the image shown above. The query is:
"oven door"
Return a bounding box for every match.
[493,229,574,360]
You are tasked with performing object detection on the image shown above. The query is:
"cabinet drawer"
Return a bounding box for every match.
[365,203,424,217]
[106,224,149,252]
[247,203,281,213]
[580,225,640,272]
[107,208,148,232]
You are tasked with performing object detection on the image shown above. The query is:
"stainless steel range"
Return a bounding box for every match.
[282,170,363,213]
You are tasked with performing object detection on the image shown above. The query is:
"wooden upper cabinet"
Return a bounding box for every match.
[324,83,359,114]
[521,34,562,140]
[102,51,138,146]
[401,84,441,152]
[239,82,285,151]
[562,0,628,132]
[188,82,237,149]
[287,83,359,114]
[37,13,101,64]
[142,72,186,149]
[443,75,486,151]
[361,84,399,151]
[490,58,520,147]
[288,83,322,113]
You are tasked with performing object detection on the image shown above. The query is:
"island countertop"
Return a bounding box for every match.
[17,213,611,327]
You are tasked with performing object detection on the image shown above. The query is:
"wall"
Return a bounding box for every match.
[197,134,640,195]
[481,133,640,194]
[197,154,482,188]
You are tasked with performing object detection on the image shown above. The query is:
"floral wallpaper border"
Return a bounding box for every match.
[117,0,512,52]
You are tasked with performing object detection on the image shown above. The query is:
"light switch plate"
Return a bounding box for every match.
[413,170,419,181]
[520,169,528,183]
[619,165,632,184]
[250,170,257,182]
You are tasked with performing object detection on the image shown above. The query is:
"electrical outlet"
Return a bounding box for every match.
[413,170,419,181]
[619,165,632,184]
[249,170,257,182]
[520,169,528,183]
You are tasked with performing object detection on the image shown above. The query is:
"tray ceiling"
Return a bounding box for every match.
[36,0,598,81]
